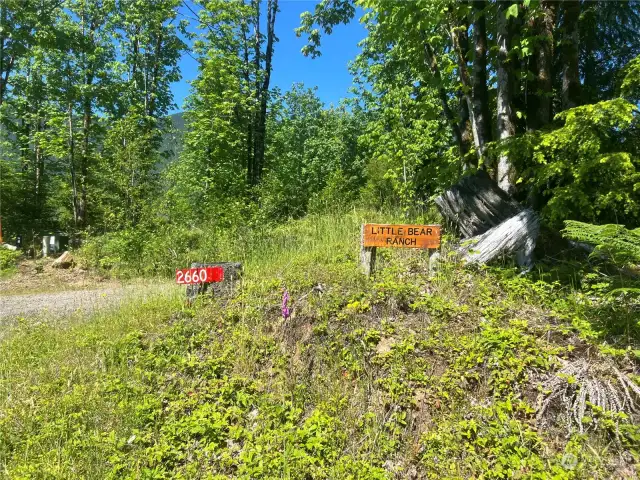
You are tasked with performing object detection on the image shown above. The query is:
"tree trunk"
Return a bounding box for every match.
[471,0,492,159]
[496,1,516,194]
[459,209,540,269]
[35,116,44,226]
[509,9,527,134]
[78,15,98,229]
[538,0,557,125]
[525,47,539,132]
[80,95,91,227]
[131,24,141,83]
[458,89,472,160]
[242,24,253,185]
[422,40,467,163]
[562,0,581,110]
[0,4,5,106]
[68,101,80,228]
[0,3,13,107]
[252,0,277,185]
[247,0,262,186]
[525,0,556,132]
[451,21,481,164]
[148,32,163,118]
[455,22,473,165]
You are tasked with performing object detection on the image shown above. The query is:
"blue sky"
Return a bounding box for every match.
[170,1,368,113]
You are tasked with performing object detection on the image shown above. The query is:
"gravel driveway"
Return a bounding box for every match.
[0,288,130,320]
[0,284,177,325]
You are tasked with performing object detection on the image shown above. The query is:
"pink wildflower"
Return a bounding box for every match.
[281,289,290,319]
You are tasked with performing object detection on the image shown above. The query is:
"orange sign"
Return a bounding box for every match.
[362,224,441,249]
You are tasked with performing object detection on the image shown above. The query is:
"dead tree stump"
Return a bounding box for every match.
[435,171,540,269]
[435,170,523,238]
[459,209,540,268]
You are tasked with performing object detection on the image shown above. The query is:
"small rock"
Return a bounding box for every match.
[376,337,396,355]
[428,251,440,273]
[247,408,259,420]
[383,460,397,472]
[52,251,74,269]
[414,390,427,404]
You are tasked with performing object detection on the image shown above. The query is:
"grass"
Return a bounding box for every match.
[0,290,184,478]
[1,210,639,479]
[0,267,16,280]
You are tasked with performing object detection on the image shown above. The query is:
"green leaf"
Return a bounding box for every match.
[506,4,519,19]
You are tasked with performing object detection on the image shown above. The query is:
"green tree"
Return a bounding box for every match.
[260,84,364,219]
[297,0,640,225]
[115,0,186,118]
[94,112,161,230]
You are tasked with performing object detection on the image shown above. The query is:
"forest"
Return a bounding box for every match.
[0,0,638,267]
[2,0,640,478]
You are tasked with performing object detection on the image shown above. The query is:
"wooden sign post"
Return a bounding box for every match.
[360,223,441,275]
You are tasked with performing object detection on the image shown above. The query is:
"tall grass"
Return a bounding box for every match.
[78,207,441,279]
[0,289,184,477]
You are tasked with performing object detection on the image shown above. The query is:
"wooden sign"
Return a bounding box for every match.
[360,223,442,275]
[363,224,441,249]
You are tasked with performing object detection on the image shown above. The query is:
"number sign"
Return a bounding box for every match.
[176,266,224,285]
[363,224,441,249]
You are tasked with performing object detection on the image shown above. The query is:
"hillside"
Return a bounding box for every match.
[1,212,639,479]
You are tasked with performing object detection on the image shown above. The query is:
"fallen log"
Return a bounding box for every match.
[459,209,540,269]
[435,170,523,238]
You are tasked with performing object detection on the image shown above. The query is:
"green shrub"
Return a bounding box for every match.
[0,248,21,271]
[507,99,640,228]
[79,224,218,277]
[308,169,360,214]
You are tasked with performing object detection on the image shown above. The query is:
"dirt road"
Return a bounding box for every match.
[1,287,135,319]
[0,283,179,343]
[1,260,180,331]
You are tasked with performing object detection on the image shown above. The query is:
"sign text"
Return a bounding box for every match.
[363,223,441,249]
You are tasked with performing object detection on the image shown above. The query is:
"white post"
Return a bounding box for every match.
[42,236,50,257]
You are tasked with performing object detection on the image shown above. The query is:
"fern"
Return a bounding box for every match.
[563,220,640,264]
